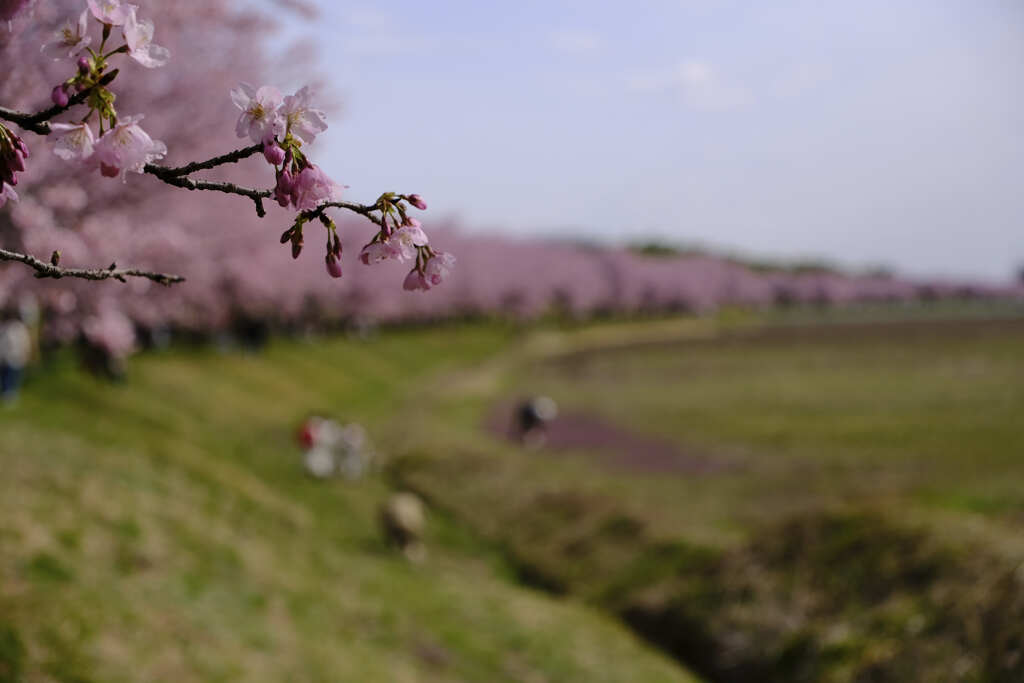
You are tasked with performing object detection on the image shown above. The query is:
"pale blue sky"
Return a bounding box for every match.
[284,1,1022,280]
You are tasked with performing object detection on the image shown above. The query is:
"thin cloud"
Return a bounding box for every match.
[548,28,604,56]
[627,59,751,110]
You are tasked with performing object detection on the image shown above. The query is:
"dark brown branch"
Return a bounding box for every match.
[308,200,384,227]
[147,144,262,177]
[0,247,184,285]
[143,168,272,217]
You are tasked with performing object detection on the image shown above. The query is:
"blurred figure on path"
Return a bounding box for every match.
[514,396,559,449]
[380,492,426,562]
[0,310,31,404]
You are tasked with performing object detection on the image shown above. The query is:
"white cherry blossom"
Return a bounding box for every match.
[281,86,328,144]
[123,7,169,68]
[42,10,91,60]
[50,122,96,162]
[87,0,134,26]
[230,83,284,143]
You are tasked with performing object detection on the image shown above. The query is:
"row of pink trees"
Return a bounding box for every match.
[1,1,1019,358]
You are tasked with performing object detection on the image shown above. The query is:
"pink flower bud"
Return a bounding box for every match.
[325,254,343,279]
[51,85,70,108]
[274,170,294,207]
[263,138,285,166]
[77,56,91,75]
[9,149,25,173]
[407,194,427,210]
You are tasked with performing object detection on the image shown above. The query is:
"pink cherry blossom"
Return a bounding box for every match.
[391,223,429,260]
[92,115,166,180]
[42,10,91,59]
[403,270,430,291]
[123,7,170,68]
[423,251,456,286]
[230,83,284,143]
[281,86,328,144]
[290,164,342,211]
[0,183,16,208]
[359,241,401,265]
[87,0,133,26]
[50,122,96,162]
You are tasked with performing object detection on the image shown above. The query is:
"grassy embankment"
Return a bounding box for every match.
[0,324,697,683]
[394,315,1024,682]
[4,310,1024,681]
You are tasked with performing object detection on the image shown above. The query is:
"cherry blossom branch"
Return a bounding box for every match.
[0,72,118,135]
[0,247,184,285]
[0,0,453,291]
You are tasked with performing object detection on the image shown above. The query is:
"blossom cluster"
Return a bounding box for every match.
[356,196,455,291]
[0,123,29,208]
[40,0,169,180]
[236,81,454,288]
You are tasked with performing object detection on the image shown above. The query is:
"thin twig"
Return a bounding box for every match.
[308,200,384,227]
[0,247,184,285]
[147,144,262,177]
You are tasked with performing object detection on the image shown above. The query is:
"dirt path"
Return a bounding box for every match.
[485,402,734,474]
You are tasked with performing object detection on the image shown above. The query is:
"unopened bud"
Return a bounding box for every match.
[77,56,90,75]
[407,194,427,210]
[263,140,285,166]
[274,170,294,208]
[9,149,25,173]
[51,85,69,108]
[325,253,342,278]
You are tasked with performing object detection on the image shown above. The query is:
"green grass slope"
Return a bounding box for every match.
[0,325,698,683]
[392,317,1024,682]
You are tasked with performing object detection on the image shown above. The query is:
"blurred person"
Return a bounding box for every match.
[0,309,31,404]
[297,416,373,480]
[514,396,559,449]
[380,492,426,562]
